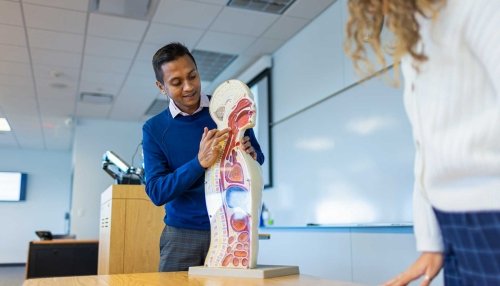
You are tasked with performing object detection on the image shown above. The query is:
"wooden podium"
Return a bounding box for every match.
[98,184,164,274]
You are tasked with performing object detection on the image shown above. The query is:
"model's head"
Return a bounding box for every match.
[153,42,201,115]
[344,0,445,75]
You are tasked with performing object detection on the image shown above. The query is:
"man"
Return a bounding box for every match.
[142,42,264,272]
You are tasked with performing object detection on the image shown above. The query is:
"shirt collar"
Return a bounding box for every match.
[169,93,209,118]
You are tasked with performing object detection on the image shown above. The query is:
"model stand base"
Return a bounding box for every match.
[188,265,299,279]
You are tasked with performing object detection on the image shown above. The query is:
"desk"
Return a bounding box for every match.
[23,271,362,286]
[26,239,98,279]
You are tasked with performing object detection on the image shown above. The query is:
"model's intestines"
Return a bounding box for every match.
[204,80,263,269]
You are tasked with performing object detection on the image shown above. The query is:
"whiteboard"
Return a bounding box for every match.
[263,76,415,227]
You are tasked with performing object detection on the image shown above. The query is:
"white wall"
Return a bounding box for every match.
[70,118,143,239]
[258,0,444,285]
[258,227,424,285]
[0,149,71,263]
[0,119,144,262]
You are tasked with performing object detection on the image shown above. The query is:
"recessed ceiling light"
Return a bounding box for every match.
[49,82,69,89]
[0,118,12,132]
[89,0,158,20]
[80,92,114,104]
[227,0,296,14]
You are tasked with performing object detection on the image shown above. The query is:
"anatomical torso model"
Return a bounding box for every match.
[204,79,263,269]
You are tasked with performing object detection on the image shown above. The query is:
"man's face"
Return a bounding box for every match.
[157,55,201,114]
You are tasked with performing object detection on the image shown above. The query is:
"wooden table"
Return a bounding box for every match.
[23,271,362,286]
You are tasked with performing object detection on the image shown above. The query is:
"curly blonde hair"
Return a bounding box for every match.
[344,0,445,79]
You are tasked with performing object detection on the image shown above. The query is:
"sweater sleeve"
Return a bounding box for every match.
[142,123,205,206]
[464,0,500,97]
[412,144,443,252]
[413,183,444,252]
[244,128,265,165]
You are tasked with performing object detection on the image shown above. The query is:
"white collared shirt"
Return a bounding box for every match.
[168,93,209,118]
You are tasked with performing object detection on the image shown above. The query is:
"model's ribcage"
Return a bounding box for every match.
[204,80,263,269]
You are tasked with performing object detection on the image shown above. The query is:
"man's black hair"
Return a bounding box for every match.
[152,42,197,84]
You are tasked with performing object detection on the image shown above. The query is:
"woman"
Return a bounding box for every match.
[345,0,500,285]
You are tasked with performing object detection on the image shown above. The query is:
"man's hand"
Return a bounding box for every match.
[384,252,443,286]
[198,127,230,169]
[241,136,257,160]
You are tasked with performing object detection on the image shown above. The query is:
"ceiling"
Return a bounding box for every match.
[0,0,335,151]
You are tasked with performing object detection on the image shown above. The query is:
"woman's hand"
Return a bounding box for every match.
[384,252,443,286]
[198,127,230,169]
[241,136,257,160]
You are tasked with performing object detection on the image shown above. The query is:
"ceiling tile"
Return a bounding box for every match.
[81,71,126,86]
[85,36,140,59]
[196,31,256,54]
[0,96,38,118]
[30,48,82,68]
[33,64,80,82]
[262,16,309,40]
[210,7,278,37]
[82,55,132,74]
[11,116,45,149]
[88,13,148,41]
[0,85,35,98]
[0,132,19,149]
[0,74,29,87]
[76,101,112,119]
[143,23,203,46]
[129,60,155,78]
[0,1,23,26]
[28,29,84,53]
[121,75,158,94]
[0,25,26,46]
[79,80,121,96]
[23,0,89,11]
[285,0,336,19]
[243,37,284,59]
[39,97,76,117]
[193,0,227,5]
[23,3,87,34]
[17,136,45,149]
[35,79,78,99]
[0,61,31,77]
[9,115,42,127]
[0,101,31,130]
[136,42,162,61]
[153,0,223,29]
[0,44,29,63]
[108,83,158,120]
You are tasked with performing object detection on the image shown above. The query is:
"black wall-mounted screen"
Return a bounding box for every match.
[0,172,27,201]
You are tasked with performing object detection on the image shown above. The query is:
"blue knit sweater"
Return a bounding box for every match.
[142,105,264,230]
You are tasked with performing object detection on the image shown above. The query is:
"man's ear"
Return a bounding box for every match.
[156,81,166,95]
